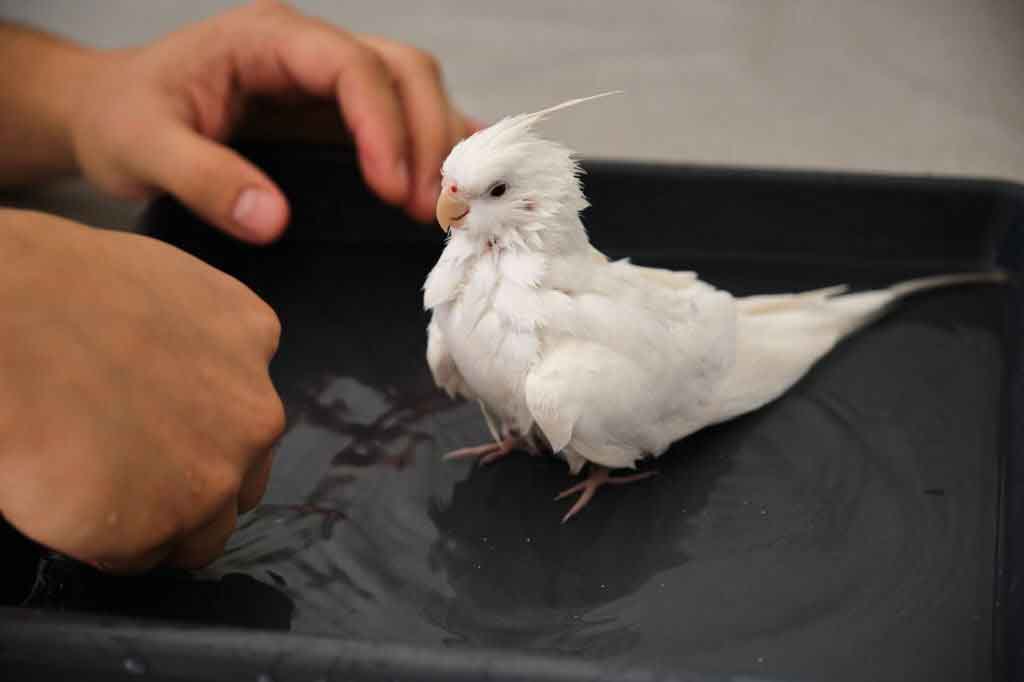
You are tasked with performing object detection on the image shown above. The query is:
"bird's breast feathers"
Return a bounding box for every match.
[426,247,556,425]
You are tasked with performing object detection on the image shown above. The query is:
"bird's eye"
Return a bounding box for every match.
[489,182,508,198]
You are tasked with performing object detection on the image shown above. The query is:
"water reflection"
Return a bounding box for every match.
[423,438,723,658]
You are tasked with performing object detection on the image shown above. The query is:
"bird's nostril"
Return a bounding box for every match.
[450,184,458,194]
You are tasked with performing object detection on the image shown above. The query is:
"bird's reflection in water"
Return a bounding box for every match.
[423,433,732,658]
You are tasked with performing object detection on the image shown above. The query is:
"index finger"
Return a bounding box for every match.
[227,9,412,206]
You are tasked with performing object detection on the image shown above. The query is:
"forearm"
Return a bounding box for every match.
[0,23,103,187]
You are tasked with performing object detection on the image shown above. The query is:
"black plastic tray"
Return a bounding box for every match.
[2,143,1022,682]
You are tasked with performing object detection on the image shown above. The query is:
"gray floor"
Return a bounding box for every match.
[2,0,1023,227]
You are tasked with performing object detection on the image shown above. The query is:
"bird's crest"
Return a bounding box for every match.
[488,91,623,141]
[441,92,621,197]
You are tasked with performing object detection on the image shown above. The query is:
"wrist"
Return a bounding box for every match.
[0,25,112,184]
[45,43,111,178]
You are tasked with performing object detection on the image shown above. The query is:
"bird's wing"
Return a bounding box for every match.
[524,337,649,470]
[736,285,849,315]
[426,317,472,399]
[525,335,714,471]
[524,268,738,470]
[609,260,700,291]
[585,246,699,290]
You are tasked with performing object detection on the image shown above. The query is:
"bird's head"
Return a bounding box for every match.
[435,93,619,252]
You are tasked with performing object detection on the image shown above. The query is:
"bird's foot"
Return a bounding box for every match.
[442,435,521,465]
[556,466,657,523]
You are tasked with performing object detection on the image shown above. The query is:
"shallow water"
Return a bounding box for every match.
[196,243,1007,682]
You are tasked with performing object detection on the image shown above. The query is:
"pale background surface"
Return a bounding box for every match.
[2,0,1023,226]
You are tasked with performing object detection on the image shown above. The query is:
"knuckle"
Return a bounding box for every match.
[210,266,251,298]
[204,461,244,503]
[239,459,272,513]
[255,300,282,346]
[238,294,281,355]
[251,391,287,446]
[350,45,390,79]
[412,48,442,79]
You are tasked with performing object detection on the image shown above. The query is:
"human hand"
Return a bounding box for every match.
[0,209,284,573]
[68,0,476,242]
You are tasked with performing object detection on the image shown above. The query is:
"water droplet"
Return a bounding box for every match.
[757,656,765,664]
[760,509,767,516]
[123,658,147,675]
[525,537,532,543]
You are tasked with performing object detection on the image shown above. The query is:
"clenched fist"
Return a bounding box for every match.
[0,209,284,573]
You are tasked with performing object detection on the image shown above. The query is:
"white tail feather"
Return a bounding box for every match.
[713,269,1006,425]
[886,271,1008,298]
[828,270,1007,336]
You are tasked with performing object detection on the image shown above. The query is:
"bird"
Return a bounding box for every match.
[422,93,1005,522]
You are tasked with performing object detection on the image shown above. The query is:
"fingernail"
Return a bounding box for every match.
[233,188,286,239]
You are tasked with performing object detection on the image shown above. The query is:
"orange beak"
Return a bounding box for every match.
[436,190,470,233]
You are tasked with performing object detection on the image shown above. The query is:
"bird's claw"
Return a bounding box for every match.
[556,467,657,523]
[442,443,501,461]
[441,436,520,464]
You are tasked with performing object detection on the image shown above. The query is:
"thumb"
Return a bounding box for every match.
[143,125,289,243]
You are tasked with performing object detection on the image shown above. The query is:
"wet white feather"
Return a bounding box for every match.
[424,95,1004,474]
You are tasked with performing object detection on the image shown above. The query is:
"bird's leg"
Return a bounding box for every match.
[442,433,522,465]
[555,466,657,523]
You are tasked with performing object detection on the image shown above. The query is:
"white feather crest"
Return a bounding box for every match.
[494,91,624,138]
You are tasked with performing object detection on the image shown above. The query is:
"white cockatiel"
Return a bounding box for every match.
[424,94,1003,521]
